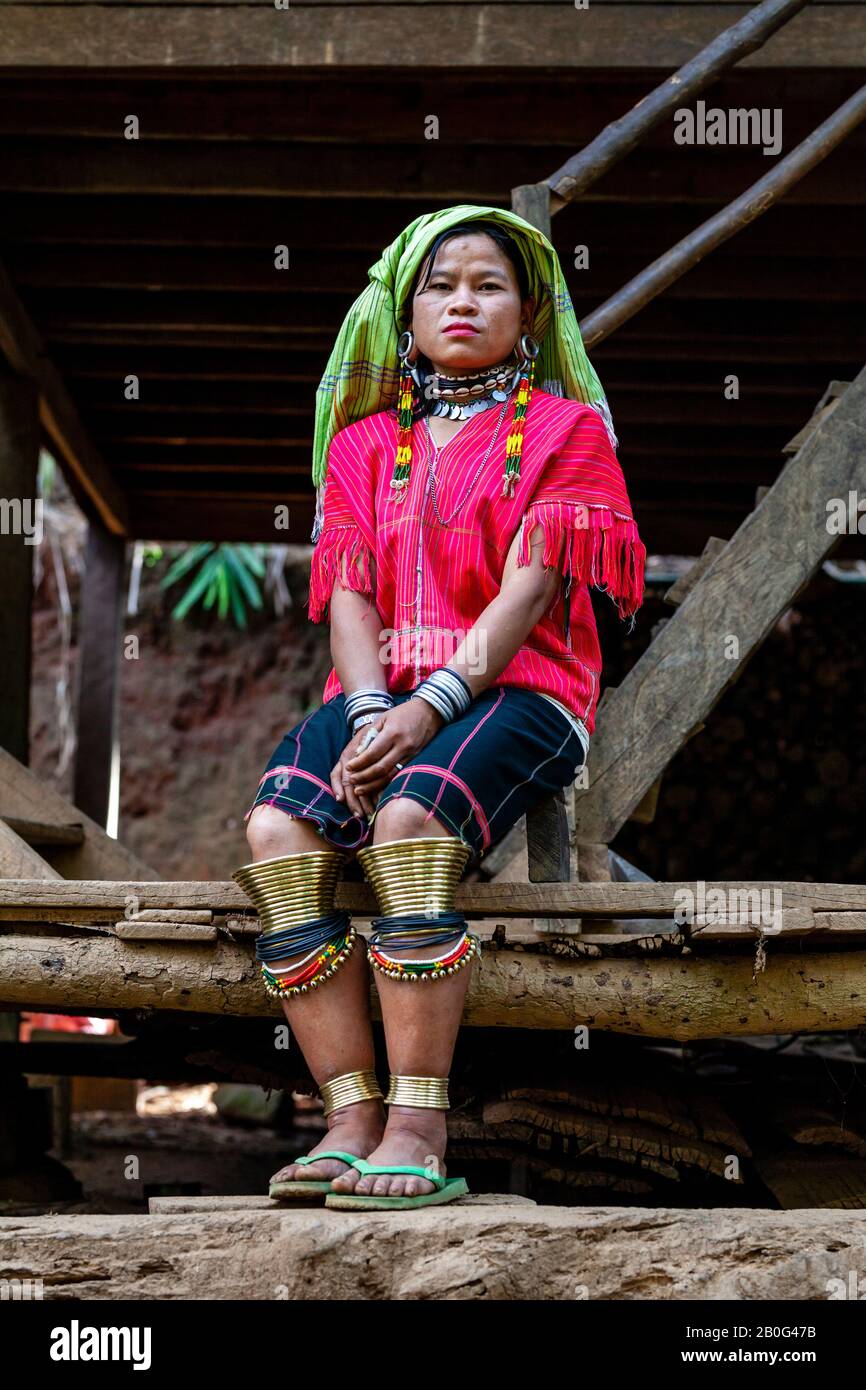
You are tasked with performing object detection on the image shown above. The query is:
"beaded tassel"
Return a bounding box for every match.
[501,357,536,498]
[391,363,417,504]
[368,933,481,982]
[260,925,358,998]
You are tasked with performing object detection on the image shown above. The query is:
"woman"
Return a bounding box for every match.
[235,204,645,1211]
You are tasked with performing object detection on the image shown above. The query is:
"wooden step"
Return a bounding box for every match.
[3,817,85,847]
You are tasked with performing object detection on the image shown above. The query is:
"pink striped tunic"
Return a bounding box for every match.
[307,388,645,735]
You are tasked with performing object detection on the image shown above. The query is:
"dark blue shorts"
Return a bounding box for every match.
[243,686,589,868]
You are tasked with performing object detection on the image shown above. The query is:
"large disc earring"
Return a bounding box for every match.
[518,332,540,366]
[397,329,424,392]
[397,328,415,364]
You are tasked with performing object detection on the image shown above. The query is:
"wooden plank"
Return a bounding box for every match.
[3,818,86,847]
[113,922,218,941]
[2,140,863,205]
[574,366,866,844]
[72,524,125,830]
[0,363,39,765]
[0,821,62,880]
[0,5,860,68]
[0,746,159,880]
[20,248,859,310]
[2,180,860,253]
[0,258,128,535]
[1,877,864,919]
[813,913,866,935]
[688,905,815,939]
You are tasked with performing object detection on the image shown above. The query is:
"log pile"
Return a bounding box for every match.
[447,1050,753,1206]
[445,1033,866,1210]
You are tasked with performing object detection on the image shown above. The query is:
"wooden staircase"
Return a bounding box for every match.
[522,370,866,891]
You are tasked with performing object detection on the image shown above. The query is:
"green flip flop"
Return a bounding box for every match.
[324,1158,469,1211]
[268,1150,363,1201]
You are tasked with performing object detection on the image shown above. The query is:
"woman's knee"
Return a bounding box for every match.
[245,803,322,859]
[371,795,450,843]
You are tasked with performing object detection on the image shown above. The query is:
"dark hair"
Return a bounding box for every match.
[411,220,531,305]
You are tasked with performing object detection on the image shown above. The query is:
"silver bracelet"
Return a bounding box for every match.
[412,667,472,725]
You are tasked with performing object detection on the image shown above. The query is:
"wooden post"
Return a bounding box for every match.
[73,524,125,830]
[0,364,39,765]
[511,183,551,239]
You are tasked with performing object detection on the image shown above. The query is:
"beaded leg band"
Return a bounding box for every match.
[320,1068,384,1118]
[356,837,481,983]
[385,1074,450,1110]
[232,850,357,998]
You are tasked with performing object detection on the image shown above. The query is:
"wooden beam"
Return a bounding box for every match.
[3,141,863,205]
[4,930,866,1038]
[573,369,866,844]
[72,524,125,830]
[0,5,861,69]
[511,182,552,239]
[0,259,128,535]
[3,186,861,258]
[12,247,863,308]
[0,362,39,764]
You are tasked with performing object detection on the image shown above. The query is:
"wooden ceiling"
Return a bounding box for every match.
[0,3,864,553]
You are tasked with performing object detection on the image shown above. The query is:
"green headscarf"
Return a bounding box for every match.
[311,203,616,541]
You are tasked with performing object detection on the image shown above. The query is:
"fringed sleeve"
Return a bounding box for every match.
[515,408,646,637]
[307,472,376,624]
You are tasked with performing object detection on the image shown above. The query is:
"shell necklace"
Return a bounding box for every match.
[423,396,511,527]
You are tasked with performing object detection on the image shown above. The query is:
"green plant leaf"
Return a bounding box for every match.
[170,551,223,619]
[216,565,231,620]
[161,541,215,589]
[228,575,247,628]
[223,546,263,609]
[235,543,267,576]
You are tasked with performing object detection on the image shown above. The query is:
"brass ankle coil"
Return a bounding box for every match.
[384,1074,450,1110]
[320,1068,383,1118]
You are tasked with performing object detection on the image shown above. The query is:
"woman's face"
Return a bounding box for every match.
[409,232,534,376]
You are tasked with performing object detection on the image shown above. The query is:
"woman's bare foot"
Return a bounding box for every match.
[270,1098,385,1186]
[329,1106,447,1197]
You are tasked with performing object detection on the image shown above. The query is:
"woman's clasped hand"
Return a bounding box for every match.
[329,698,445,817]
